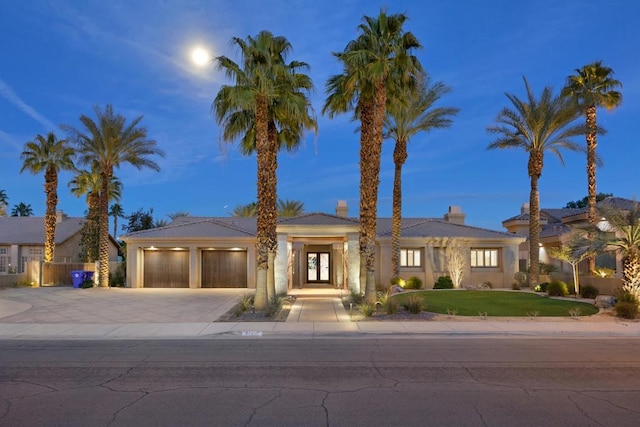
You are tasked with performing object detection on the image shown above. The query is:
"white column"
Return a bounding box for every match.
[347,232,360,293]
[189,246,198,288]
[275,234,288,295]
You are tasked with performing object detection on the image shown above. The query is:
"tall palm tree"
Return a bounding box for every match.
[64,105,164,287]
[69,166,122,262]
[384,73,459,279]
[231,202,258,217]
[0,189,8,216]
[20,132,75,262]
[11,202,33,217]
[213,31,316,309]
[487,77,588,287]
[324,10,422,303]
[277,199,304,217]
[562,61,622,271]
[109,203,125,239]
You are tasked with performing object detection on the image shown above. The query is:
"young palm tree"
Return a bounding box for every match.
[64,105,164,287]
[384,73,459,279]
[562,61,623,271]
[487,78,588,287]
[109,203,125,239]
[11,202,33,217]
[69,167,122,262]
[0,189,8,216]
[20,132,75,262]
[324,10,422,303]
[213,31,315,309]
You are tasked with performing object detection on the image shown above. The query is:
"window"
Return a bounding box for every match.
[0,248,8,273]
[400,249,421,267]
[471,249,499,268]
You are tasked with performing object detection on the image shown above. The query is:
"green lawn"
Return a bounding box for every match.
[392,290,599,317]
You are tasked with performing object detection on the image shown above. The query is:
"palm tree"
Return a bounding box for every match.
[11,202,33,217]
[69,166,122,262]
[167,211,190,221]
[231,202,258,217]
[562,61,622,271]
[213,31,316,309]
[109,203,125,239]
[384,73,459,279]
[64,105,164,287]
[277,199,304,217]
[487,77,588,287]
[20,132,75,262]
[324,10,422,303]
[0,189,8,216]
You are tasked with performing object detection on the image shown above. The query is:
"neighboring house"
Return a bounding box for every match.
[502,197,632,276]
[0,210,120,274]
[121,202,525,292]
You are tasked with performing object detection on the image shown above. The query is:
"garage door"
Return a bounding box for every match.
[143,250,189,288]
[202,250,247,288]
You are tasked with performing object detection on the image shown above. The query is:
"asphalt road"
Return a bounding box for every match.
[1,338,640,426]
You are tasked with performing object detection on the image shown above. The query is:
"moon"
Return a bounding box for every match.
[191,47,210,66]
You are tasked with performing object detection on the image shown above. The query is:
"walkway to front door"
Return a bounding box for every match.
[286,288,349,322]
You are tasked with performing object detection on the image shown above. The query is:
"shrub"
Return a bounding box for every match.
[512,282,521,290]
[614,301,638,319]
[383,298,399,315]
[405,294,425,314]
[514,272,528,288]
[266,294,287,318]
[614,288,639,305]
[547,280,568,297]
[592,267,615,278]
[434,276,454,289]
[350,289,364,305]
[81,279,94,289]
[538,262,557,275]
[483,281,493,289]
[535,282,550,293]
[405,276,423,290]
[359,303,377,317]
[390,277,401,287]
[579,284,600,299]
[238,294,254,312]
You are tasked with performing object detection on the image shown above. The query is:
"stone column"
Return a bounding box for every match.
[347,232,360,293]
[189,246,198,288]
[274,234,289,295]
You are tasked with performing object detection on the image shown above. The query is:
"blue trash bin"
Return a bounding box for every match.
[71,270,84,288]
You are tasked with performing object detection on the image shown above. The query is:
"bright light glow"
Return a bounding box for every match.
[191,47,210,66]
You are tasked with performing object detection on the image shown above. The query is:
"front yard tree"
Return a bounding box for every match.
[384,72,459,279]
[20,132,75,262]
[547,239,595,295]
[562,61,622,272]
[445,238,466,288]
[64,105,164,288]
[487,78,587,287]
[213,31,316,309]
[324,10,422,303]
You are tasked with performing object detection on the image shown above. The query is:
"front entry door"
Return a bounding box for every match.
[307,252,330,283]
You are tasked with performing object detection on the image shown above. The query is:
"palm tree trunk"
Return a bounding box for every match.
[586,104,598,273]
[528,152,543,288]
[391,138,408,280]
[98,171,111,287]
[113,215,117,240]
[254,97,270,310]
[266,123,279,301]
[43,166,58,263]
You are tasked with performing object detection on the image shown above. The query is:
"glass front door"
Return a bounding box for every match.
[307,252,330,283]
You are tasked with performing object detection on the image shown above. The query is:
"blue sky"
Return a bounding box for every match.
[1,0,638,233]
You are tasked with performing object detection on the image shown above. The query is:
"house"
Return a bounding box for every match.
[121,202,525,292]
[0,210,120,275]
[502,197,632,276]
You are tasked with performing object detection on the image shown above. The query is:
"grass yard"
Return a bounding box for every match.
[392,290,599,317]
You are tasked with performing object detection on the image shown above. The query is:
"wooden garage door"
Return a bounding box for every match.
[143,250,189,288]
[202,250,247,288]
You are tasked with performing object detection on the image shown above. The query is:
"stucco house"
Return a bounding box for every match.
[0,210,121,275]
[121,202,525,292]
[502,197,633,277]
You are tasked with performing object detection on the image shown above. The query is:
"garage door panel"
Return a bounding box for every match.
[144,250,189,288]
[202,251,247,288]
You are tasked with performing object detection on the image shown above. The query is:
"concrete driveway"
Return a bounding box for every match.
[0,287,248,323]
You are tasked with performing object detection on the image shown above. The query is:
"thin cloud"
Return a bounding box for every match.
[0,78,56,130]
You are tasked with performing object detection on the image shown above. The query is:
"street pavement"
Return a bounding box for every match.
[0,286,639,340]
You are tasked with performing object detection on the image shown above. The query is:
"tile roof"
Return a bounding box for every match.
[378,218,520,239]
[0,216,86,245]
[124,218,256,239]
[278,213,359,226]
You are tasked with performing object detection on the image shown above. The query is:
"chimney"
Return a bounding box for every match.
[444,205,465,225]
[335,200,348,217]
[521,203,530,215]
[56,210,66,224]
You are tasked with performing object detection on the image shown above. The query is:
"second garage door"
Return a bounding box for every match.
[202,250,247,288]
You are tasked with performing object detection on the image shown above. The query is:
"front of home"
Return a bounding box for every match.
[122,202,525,292]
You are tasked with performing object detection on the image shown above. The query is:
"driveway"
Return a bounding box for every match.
[0,287,248,323]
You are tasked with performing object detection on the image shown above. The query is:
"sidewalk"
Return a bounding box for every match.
[0,287,638,340]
